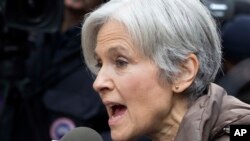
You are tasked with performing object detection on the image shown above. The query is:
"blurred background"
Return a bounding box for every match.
[0,0,249,141]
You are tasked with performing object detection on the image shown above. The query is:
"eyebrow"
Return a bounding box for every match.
[108,46,129,55]
[94,46,130,59]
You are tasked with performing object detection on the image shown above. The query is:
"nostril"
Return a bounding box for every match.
[99,87,110,93]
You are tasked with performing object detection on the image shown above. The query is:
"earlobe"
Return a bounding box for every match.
[172,54,199,93]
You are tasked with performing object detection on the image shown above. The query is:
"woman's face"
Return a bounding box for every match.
[93,21,174,140]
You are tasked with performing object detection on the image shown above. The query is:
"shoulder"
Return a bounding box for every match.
[210,83,250,140]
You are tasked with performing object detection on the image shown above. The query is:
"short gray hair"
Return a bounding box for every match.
[81,0,222,101]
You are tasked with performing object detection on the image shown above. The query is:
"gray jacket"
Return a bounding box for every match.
[175,83,250,141]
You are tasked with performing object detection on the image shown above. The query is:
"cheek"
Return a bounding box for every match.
[117,71,152,100]
[118,65,158,91]
[117,66,171,107]
[118,69,173,126]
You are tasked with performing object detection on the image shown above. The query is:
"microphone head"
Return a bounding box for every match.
[60,127,103,141]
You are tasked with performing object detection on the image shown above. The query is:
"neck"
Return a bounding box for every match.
[150,94,188,141]
[61,8,83,33]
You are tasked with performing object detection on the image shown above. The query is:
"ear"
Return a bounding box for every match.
[172,54,199,93]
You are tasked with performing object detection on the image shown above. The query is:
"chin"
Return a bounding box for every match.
[111,132,127,141]
[111,130,138,141]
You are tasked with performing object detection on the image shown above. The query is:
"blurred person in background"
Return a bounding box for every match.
[217,15,250,104]
[27,0,112,140]
[0,0,111,141]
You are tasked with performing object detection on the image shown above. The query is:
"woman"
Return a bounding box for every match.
[81,0,250,140]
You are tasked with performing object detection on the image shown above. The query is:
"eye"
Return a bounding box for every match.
[95,59,102,69]
[115,57,128,68]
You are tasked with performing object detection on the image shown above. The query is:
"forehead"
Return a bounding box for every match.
[97,21,130,41]
[95,20,138,53]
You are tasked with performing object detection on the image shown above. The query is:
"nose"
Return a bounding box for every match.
[93,67,114,94]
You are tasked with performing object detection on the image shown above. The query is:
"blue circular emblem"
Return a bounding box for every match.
[50,117,76,140]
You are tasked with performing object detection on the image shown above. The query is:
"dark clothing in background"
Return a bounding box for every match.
[0,25,111,141]
[216,15,250,104]
[221,15,250,63]
[217,58,250,102]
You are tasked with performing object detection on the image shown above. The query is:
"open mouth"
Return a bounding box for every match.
[111,104,127,117]
[107,103,127,125]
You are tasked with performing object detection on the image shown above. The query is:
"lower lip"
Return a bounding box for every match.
[108,111,127,126]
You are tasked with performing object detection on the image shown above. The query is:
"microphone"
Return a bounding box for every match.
[60,127,103,141]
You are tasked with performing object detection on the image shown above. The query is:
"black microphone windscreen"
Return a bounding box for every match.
[60,127,103,141]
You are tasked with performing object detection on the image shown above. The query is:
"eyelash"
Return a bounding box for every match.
[95,57,128,70]
[115,57,128,68]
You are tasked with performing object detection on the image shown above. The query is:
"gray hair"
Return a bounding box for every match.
[81,0,222,101]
